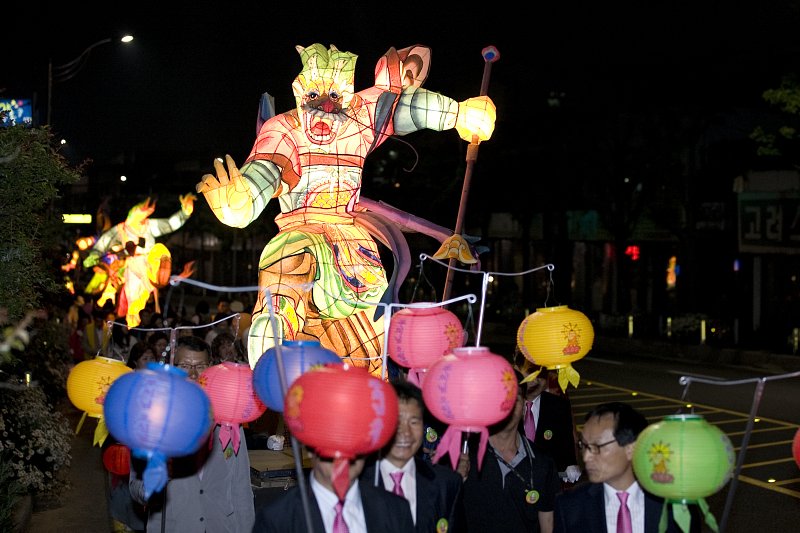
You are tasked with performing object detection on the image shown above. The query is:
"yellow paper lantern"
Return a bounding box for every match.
[67,356,132,446]
[516,305,594,391]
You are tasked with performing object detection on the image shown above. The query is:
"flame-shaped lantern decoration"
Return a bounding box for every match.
[199,362,267,454]
[252,340,342,412]
[67,356,133,446]
[284,363,398,500]
[516,305,594,392]
[632,414,735,533]
[103,363,213,499]
[421,346,516,471]
[387,305,466,387]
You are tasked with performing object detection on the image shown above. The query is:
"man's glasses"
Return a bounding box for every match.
[577,438,618,454]
[176,363,209,372]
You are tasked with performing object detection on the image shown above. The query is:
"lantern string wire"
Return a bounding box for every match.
[419,254,555,345]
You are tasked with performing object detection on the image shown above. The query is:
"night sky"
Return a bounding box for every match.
[6,1,800,224]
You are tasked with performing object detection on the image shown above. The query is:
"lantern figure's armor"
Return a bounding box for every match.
[197,44,496,374]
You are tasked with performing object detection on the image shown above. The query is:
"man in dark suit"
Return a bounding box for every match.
[553,402,689,533]
[361,380,464,533]
[253,451,414,532]
[520,368,581,484]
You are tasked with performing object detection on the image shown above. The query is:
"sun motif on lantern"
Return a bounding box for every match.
[646,441,674,482]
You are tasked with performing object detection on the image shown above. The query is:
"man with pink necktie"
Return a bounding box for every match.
[361,380,464,533]
[553,402,695,533]
[519,368,581,485]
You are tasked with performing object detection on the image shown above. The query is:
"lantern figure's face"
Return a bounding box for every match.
[292,44,357,146]
[580,413,633,489]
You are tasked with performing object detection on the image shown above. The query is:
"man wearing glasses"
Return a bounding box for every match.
[553,402,689,533]
[129,335,255,532]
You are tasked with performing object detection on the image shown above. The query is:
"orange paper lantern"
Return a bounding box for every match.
[516,305,594,391]
[102,442,131,476]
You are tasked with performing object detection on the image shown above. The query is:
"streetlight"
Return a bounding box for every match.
[46,34,134,126]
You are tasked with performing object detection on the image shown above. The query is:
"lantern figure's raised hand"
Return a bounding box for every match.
[196,43,497,375]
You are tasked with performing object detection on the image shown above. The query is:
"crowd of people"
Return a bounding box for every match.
[64,292,696,533]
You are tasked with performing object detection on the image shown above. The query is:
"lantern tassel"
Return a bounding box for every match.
[520,367,543,384]
[434,426,490,471]
[670,502,692,533]
[697,498,719,532]
[218,423,242,454]
[142,452,169,500]
[332,456,351,501]
[93,416,110,447]
[557,364,581,392]
[75,411,88,435]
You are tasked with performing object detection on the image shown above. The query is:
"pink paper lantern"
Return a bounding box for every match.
[199,362,267,454]
[387,305,466,385]
[421,346,517,470]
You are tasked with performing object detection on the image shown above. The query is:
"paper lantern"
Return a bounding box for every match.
[387,305,466,385]
[793,427,800,468]
[104,362,213,499]
[422,346,517,471]
[253,340,342,412]
[67,356,132,446]
[284,363,398,500]
[633,414,735,532]
[102,442,131,476]
[199,361,267,454]
[517,305,594,392]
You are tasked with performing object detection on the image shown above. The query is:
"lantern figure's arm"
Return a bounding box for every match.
[392,87,496,142]
[196,154,280,228]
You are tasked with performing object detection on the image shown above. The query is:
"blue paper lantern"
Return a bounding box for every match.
[103,362,213,498]
[253,340,341,412]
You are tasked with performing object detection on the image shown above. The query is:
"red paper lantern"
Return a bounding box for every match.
[387,305,466,385]
[421,346,517,470]
[793,427,800,469]
[284,363,398,500]
[199,362,267,454]
[102,442,131,476]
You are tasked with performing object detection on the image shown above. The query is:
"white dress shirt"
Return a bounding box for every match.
[603,481,645,533]
[379,458,418,523]
[311,471,367,533]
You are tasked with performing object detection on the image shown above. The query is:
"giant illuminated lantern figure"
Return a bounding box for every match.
[196,43,496,374]
[83,194,196,327]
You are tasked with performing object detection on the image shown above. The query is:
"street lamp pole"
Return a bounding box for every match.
[46,34,134,126]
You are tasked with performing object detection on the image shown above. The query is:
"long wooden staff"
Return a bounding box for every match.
[442,45,500,302]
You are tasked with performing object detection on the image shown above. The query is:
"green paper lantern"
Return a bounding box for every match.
[633,414,735,533]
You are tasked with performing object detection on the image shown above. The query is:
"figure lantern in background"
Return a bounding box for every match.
[632,414,736,533]
[421,346,516,470]
[196,42,496,376]
[103,363,213,499]
[83,195,196,328]
[283,363,398,499]
[386,305,466,386]
[66,356,132,446]
[199,361,267,454]
[516,305,594,392]
[252,339,341,412]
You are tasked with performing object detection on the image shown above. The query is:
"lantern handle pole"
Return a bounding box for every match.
[442,45,499,302]
[263,288,317,533]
